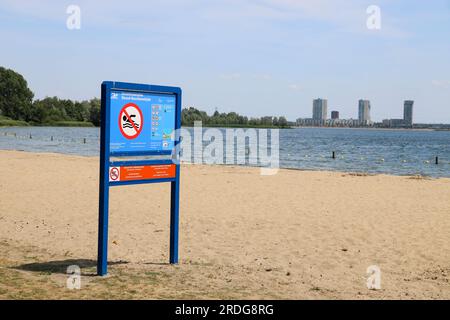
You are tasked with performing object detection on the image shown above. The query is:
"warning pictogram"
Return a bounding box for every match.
[119,103,143,139]
[109,167,120,182]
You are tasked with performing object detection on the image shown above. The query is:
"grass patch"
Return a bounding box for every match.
[0,241,266,300]
[0,117,29,127]
[0,116,95,128]
[40,121,95,127]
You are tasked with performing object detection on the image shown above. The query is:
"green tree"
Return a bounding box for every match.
[261,116,273,126]
[278,116,288,127]
[0,66,34,121]
[181,107,209,126]
[30,99,50,123]
[272,117,279,126]
[31,97,67,123]
[89,98,101,126]
[74,101,91,122]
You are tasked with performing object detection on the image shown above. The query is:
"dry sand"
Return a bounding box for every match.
[1,150,450,299]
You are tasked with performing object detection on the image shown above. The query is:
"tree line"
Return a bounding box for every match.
[182,107,289,128]
[0,66,289,128]
[0,66,100,126]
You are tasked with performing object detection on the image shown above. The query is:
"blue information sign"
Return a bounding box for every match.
[97,81,182,276]
[109,90,176,154]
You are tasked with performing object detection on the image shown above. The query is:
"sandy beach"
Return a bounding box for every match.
[1,150,450,299]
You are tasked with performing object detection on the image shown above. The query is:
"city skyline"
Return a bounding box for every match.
[306,98,415,121]
[297,98,419,127]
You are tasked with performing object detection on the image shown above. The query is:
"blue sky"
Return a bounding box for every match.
[0,0,449,123]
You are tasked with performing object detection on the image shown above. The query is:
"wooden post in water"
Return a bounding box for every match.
[435,156,439,165]
[29,133,32,139]
[83,138,86,144]
[51,136,53,141]
[332,151,336,159]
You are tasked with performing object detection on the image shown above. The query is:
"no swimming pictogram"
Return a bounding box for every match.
[119,103,143,139]
[109,167,120,182]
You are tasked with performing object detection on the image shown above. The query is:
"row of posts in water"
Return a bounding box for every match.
[3,131,88,144]
[1,132,444,165]
[332,150,441,165]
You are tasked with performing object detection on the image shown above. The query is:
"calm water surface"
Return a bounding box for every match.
[1,126,449,177]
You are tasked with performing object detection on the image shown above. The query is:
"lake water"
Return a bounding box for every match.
[1,126,450,177]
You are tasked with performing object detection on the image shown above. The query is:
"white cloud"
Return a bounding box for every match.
[220,73,241,80]
[288,84,301,91]
[253,74,272,80]
[432,80,450,88]
[0,0,200,29]
[0,0,411,38]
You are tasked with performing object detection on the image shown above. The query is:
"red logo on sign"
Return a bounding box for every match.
[110,167,120,181]
[119,103,143,140]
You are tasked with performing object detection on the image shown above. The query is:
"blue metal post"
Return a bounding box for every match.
[169,167,180,264]
[97,171,109,276]
[170,87,182,264]
[97,82,111,276]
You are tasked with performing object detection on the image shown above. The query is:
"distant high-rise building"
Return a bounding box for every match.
[358,100,371,124]
[404,100,414,126]
[313,99,328,121]
[331,111,339,120]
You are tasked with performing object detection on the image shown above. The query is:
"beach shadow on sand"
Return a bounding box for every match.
[14,259,129,276]
[143,262,171,266]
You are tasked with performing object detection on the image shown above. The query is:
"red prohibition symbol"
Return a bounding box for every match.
[110,167,120,181]
[119,103,143,140]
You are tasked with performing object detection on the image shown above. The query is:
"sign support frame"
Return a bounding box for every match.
[97,81,182,276]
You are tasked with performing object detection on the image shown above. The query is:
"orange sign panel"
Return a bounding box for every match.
[118,164,176,182]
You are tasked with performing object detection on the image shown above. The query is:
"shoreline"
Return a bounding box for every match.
[1,149,448,180]
[291,126,438,132]
[1,124,448,131]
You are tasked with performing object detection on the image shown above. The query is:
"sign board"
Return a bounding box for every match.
[109,91,176,154]
[109,164,176,182]
[97,81,182,276]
